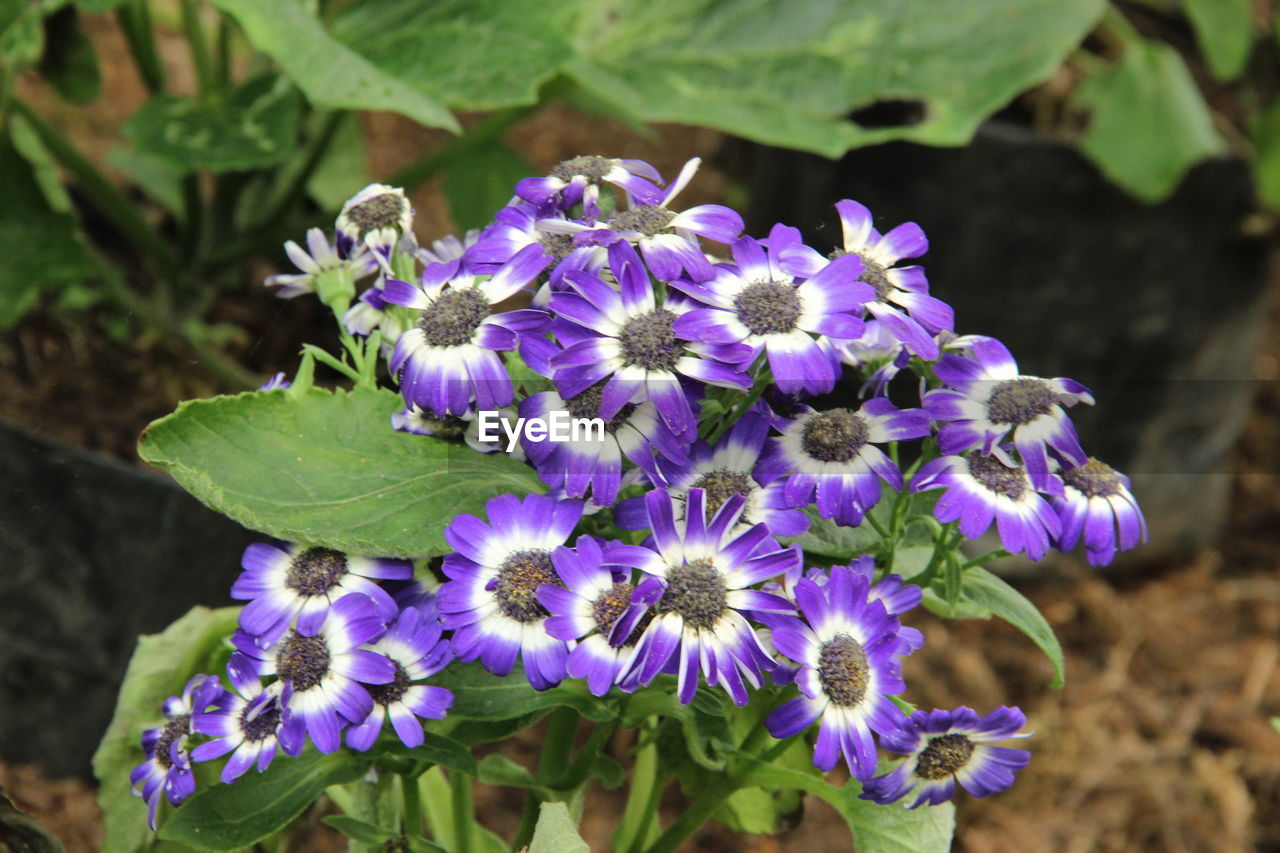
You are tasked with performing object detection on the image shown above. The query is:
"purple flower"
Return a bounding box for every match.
[1052,458,1147,566]
[436,494,583,690]
[265,227,377,300]
[911,452,1062,561]
[757,400,931,526]
[549,240,750,439]
[924,337,1093,493]
[231,543,411,646]
[130,675,226,829]
[346,605,454,751]
[862,706,1032,807]
[515,155,664,217]
[786,557,925,655]
[614,489,799,706]
[231,594,396,754]
[764,565,908,780]
[829,319,913,397]
[335,183,413,260]
[779,200,953,359]
[466,203,609,289]
[384,248,550,415]
[191,660,303,783]
[672,224,868,395]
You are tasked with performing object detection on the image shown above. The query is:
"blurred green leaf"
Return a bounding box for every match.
[38,6,100,102]
[528,802,589,853]
[76,0,128,10]
[107,147,185,217]
[125,75,301,172]
[960,566,1065,688]
[321,815,393,844]
[207,0,459,132]
[442,140,534,232]
[1251,96,1280,208]
[306,112,368,212]
[1182,0,1252,82]
[1074,36,1225,202]
[0,0,48,71]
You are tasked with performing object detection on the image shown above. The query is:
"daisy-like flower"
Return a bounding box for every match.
[130,674,226,829]
[1052,458,1147,566]
[785,557,925,655]
[231,542,411,646]
[829,319,913,397]
[436,494,583,690]
[615,489,799,705]
[336,183,413,260]
[542,157,743,281]
[231,594,396,754]
[516,155,664,216]
[414,229,482,267]
[537,536,660,696]
[191,660,303,783]
[672,224,867,395]
[778,199,954,360]
[466,203,608,291]
[764,565,908,779]
[265,227,377,301]
[345,605,454,751]
[549,240,750,439]
[924,337,1093,493]
[519,382,686,506]
[912,451,1062,561]
[861,706,1032,807]
[757,399,931,526]
[384,247,550,415]
[393,403,525,457]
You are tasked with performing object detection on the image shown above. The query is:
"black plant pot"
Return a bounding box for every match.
[0,419,256,777]
[742,121,1271,567]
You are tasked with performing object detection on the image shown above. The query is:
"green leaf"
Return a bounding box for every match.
[379,732,477,776]
[136,386,544,558]
[785,509,880,561]
[528,801,589,853]
[321,815,393,844]
[1252,96,1280,208]
[1074,36,1225,202]
[159,750,370,851]
[92,606,240,853]
[207,0,458,132]
[0,0,46,71]
[1183,0,1252,82]
[38,6,100,102]
[306,112,368,212]
[960,566,1065,688]
[920,586,992,620]
[431,662,615,721]
[475,754,545,792]
[443,140,535,233]
[106,147,185,218]
[125,75,301,172]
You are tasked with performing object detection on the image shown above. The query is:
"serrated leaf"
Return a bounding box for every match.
[528,801,589,853]
[443,140,535,233]
[1074,36,1225,202]
[136,386,544,558]
[1183,0,1253,82]
[92,606,240,853]
[430,662,615,721]
[960,566,1065,688]
[39,6,100,102]
[207,0,458,132]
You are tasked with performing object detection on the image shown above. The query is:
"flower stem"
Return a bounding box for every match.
[449,770,473,853]
[511,707,580,851]
[401,771,423,839]
[180,0,216,96]
[614,721,658,853]
[117,0,166,94]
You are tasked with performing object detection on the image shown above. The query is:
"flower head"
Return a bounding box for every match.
[265,227,377,302]
[130,675,226,829]
[336,183,413,260]
[191,660,303,783]
[516,155,664,218]
[1053,458,1147,565]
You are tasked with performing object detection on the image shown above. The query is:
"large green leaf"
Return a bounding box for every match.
[124,75,301,172]
[443,140,535,232]
[92,606,240,853]
[207,0,458,132]
[1182,0,1253,82]
[137,386,545,558]
[1074,36,1225,202]
[528,801,589,853]
[960,566,1065,688]
[306,112,368,212]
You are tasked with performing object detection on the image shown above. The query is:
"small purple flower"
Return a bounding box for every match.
[191,660,303,783]
[336,183,413,260]
[515,155,664,217]
[345,605,454,751]
[130,675,226,829]
[862,706,1032,807]
[912,452,1062,561]
[466,204,608,290]
[764,565,908,780]
[786,557,925,655]
[1052,458,1147,566]
[758,400,931,526]
[259,372,291,391]
[925,337,1093,493]
[231,543,410,646]
[436,494,583,690]
[265,227,377,300]
[829,319,913,397]
[231,594,396,754]
[615,490,799,706]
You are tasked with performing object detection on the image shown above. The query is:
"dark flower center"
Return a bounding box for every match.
[153,714,190,769]
[418,288,490,347]
[689,469,754,518]
[239,701,282,743]
[1061,458,1122,498]
[538,231,578,265]
[610,205,674,237]
[591,582,635,632]
[800,410,870,463]
[966,453,1026,500]
[817,634,870,707]
[733,280,802,336]
[420,413,469,441]
[368,661,412,706]
[564,382,636,434]
[344,192,406,238]
[914,733,975,780]
[659,559,727,631]
[276,632,332,693]
[494,549,560,623]
[285,547,348,596]
[619,309,683,371]
[550,155,612,183]
[622,611,654,648]
[985,378,1057,426]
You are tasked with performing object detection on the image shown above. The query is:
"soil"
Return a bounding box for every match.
[2,11,1279,853]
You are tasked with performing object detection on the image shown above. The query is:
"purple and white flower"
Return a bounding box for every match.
[466,204,608,292]
[265,227,377,300]
[191,660,302,783]
[785,557,925,655]
[336,183,413,260]
[130,674,226,829]
[1053,458,1147,566]
[829,319,913,397]
[862,706,1032,807]
[515,155,664,217]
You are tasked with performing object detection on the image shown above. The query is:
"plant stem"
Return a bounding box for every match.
[642,779,734,853]
[614,721,658,853]
[180,0,216,96]
[117,0,166,94]
[511,707,580,850]
[449,770,473,853]
[401,772,423,839]
[387,107,534,190]
[215,15,232,89]
[249,110,344,234]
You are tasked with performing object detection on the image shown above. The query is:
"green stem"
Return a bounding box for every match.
[614,723,658,853]
[215,15,232,89]
[557,719,618,788]
[449,770,473,853]
[511,707,580,851]
[180,0,216,96]
[248,110,344,232]
[301,344,361,383]
[643,780,735,853]
[117,0,166,94]
[402,772,423,839]
[387,107,534,190]
[959,548,1010,571]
